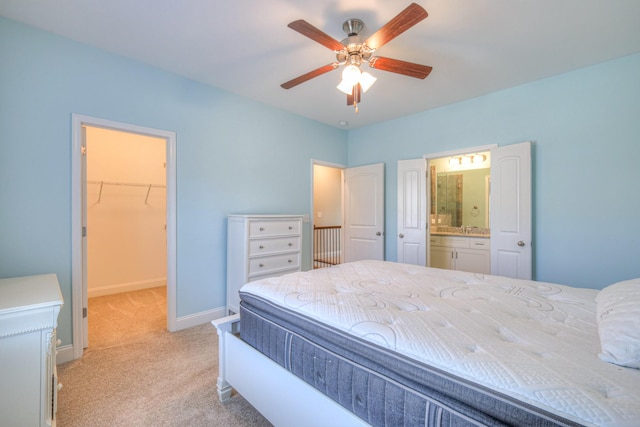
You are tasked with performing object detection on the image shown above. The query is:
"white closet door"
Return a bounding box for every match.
[344,163,385,262]
[397,159,427,265]
[490,141,532,279]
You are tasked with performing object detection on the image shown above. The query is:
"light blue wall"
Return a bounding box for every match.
[0,18,348,345]
[348,53,640,289]
[2,16,639,349]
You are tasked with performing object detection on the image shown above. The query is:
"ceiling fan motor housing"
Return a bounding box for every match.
[342,18,364,37]
[337,19,373,65]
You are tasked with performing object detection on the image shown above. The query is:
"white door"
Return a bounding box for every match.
[490,141,532,279]
[397,159,427,265]
[344,163,385,262]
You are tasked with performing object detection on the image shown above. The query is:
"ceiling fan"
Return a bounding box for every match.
[281,3,432,113]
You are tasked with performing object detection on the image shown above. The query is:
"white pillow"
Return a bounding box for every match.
[596,278,640,369]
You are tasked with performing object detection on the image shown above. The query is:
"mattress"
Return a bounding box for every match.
[239,260,640,427]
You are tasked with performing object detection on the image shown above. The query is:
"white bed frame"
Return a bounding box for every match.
[212,315,368,427]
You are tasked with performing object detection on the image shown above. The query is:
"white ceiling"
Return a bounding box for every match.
[2,0,640,129]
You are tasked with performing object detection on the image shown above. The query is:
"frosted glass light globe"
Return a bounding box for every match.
[341,65,361,86]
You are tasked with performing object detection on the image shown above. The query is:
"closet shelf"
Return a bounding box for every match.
[88,180,166,204]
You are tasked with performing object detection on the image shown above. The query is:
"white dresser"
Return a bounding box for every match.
[227,215,303,314]
[0,274,63,427]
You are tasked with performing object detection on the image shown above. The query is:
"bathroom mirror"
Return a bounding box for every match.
[430,152,491,230]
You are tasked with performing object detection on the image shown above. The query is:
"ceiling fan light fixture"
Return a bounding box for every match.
[359,72,377,93]
[341,64,361,86]
[337,79,354,95]
[337,67,376,95]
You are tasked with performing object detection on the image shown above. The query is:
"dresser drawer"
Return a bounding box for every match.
[249,220,301,237]
[248,253,301,276]
[440,236,469,248]
[468,238,490,249]
[249,236,301,256]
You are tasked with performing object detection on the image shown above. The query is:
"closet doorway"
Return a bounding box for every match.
[71,114,177,360]
[86,127,167,348]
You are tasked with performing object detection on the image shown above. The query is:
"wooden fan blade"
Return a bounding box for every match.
[288,20,345,51]
[281,63,340,89]
[365,3,428,50]
[369,56,432,79]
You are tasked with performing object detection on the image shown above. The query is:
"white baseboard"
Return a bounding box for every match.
[88,278,166,298]
[56,345,75,364]
[174,306,228,331]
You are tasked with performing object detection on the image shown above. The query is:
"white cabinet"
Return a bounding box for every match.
[430,235,490,274]
[227,215,303,314]
[0,274,63,427]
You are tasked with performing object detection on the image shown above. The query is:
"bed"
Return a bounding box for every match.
[212,260,640,427]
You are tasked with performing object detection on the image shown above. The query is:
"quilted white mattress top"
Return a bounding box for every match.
[241,260,640,427]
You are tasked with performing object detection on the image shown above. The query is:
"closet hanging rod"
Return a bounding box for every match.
[88,180,166,204]
[87,180,166,188]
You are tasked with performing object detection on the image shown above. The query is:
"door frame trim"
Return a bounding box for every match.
[423,144,497,160]
[71,114,177,360]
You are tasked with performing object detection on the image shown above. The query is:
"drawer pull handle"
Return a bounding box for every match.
[288,259,292,263]
[288,243,293,246]
[259,245,264,249]
[259,263,264,267]
[288,226,293,230]
[259,227,264,231]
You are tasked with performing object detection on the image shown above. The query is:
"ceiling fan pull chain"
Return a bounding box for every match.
[354,84,361,113]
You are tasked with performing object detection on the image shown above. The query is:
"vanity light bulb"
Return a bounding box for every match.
[473,154,486,164]
[461,156,472,165]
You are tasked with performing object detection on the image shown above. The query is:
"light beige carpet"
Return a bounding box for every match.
[57,287,272,426]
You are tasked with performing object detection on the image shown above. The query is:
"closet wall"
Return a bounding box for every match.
[86,127,166,297]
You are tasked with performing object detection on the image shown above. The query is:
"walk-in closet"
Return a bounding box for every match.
[85,126,167,347]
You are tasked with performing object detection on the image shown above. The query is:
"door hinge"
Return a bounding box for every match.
[81,145,87,156]
[83,307,88,318]
[82,226,87,237]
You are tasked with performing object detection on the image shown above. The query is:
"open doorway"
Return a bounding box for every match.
[398,142,531,279]
[312,160,386,267]
[85,127,167,349]
[312,162,344,268]
[71,114,177,360]
[428,151,492,274]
